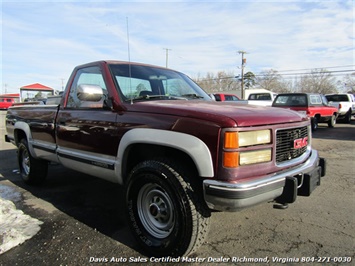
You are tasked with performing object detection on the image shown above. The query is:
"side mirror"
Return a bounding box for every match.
[77,84,103,102]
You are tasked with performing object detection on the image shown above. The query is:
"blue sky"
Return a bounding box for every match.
[1,0,353,93]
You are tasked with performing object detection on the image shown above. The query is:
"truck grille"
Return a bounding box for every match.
[276,126,308,163]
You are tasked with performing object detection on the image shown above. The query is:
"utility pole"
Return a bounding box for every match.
[238,50,247,99]
[60,78,65,91]
[3,84,8,94]
[163,48,172,68]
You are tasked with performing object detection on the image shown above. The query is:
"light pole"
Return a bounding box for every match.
[238,50,247,99]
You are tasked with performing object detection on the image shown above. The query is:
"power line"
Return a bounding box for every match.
[196,68,354,82]
[254,69,354,77]
[268,65,355,73]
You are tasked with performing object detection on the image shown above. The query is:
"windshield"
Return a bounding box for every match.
[325,94,348,102]
[273,95,307,107]
[109,64,211,101]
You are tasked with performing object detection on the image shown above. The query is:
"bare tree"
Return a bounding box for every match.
[343,73,355,93]
[194,71,240,93]
[255,69,292,93]
[294,69,337,94]
[194,68,348,95]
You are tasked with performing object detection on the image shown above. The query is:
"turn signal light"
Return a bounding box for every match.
[223,152,239,168]
[224,132,238,149]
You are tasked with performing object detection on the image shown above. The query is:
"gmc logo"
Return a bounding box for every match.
[294,137,308,149]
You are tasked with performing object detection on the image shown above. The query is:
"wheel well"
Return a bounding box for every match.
[122,143,199,183]
[14,129,26,146]
[314,114,321,120]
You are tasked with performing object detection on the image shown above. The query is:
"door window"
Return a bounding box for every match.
[67,66,107,108]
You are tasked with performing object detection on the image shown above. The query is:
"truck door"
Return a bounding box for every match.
[56,65,119,182]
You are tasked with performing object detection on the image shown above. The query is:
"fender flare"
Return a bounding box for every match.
[115,128,214,183]
[13,121,37,157]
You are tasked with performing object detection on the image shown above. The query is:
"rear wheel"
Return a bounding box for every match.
[18,139,48,185]
[344,110,352,124]
[328,115,336,128]
[125,159,210,257]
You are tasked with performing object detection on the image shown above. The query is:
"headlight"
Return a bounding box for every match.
[239,130,271,147]
[223,130,272,168]
[224,130,271,149]
[239,149,271,165]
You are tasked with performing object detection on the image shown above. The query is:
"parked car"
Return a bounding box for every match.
[272,93,339,131]
[325,93,355,123]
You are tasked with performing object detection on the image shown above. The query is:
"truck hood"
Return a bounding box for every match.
[127,100,308,127]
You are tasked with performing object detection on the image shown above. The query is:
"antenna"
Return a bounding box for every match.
[126,17,133,104]
[126,17,131,63]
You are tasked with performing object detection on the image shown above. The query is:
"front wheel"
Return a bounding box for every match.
[125,159,210,257]
[18,139,48,185]
[311,117,318,131]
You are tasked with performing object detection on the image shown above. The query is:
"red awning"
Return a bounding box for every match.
[20,83,54,91]
[0,93,20,98]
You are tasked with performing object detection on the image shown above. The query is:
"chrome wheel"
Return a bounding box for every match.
[137,183,175,239]
[21,149,30,175]
[17,139,48,185]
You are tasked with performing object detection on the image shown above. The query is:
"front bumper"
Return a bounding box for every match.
[203,149,325,211]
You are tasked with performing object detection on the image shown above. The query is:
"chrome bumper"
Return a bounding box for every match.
[203,149,324,211]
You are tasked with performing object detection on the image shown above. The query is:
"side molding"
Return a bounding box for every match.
[115,128,214,183]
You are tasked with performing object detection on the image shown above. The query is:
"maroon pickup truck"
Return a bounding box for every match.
[5,60,326,257]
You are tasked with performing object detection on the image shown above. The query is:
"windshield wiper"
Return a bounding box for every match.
[181,94,204,99]
[126,95,187,102]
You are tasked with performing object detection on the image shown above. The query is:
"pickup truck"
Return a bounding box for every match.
[5,60,326,257]
[245,90,277,106]
[272,93,339,131]
[0,97,16,109]
[325,93,355,123]
[213,93,241,101]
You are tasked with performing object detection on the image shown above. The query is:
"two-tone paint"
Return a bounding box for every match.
[5,60,324,212]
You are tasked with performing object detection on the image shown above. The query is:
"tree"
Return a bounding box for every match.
[255,69,292,93]
[193,71,239,93]
[343,73,355,93]
[294,69,337,94]
[35,91,43,99]
[243,71,256,89]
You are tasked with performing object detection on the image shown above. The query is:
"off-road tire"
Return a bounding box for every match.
[125,159,211,257]
[18,139,48,185]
